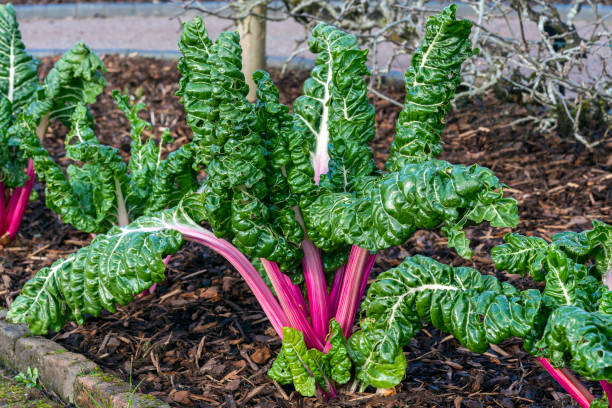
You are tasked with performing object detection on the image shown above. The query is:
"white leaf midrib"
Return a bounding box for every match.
[7,28,15,102]
[20,207,203,318]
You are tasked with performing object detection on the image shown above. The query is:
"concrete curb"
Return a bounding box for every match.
[0,309,169,408]
[13,1,612,23]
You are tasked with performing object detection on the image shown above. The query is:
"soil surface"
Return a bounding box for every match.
[1,55,611,407]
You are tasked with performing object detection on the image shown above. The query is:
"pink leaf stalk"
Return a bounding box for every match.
[334,245,370,337]
[537,357,593,408]
[283,273,308,315]
[328,266,345,317]
[358,253,377,301]
[261,258,324,350]
[8,159,35,240]
[173,226,289,337]
[559,368,595,403]
[600,381,612,407]
[301,239,329,341]
[0,183,6,235]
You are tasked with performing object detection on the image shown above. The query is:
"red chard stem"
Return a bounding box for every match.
[261,258,324,350]
[8,159,35,240]
[537,357,592,408]
[335,245,370,337]
[176,226,289,337]
[328,265,346,317]
[302,239,330,341]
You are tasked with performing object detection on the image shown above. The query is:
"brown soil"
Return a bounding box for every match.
[1,55,611,407]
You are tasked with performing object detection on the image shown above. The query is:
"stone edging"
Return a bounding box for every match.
[0,309,169,408]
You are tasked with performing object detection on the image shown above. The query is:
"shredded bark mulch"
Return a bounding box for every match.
[1,55,611,407]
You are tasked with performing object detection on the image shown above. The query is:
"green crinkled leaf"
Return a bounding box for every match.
[268,320,351,396]
[0,5,39,189]
[113,91,197,217]
[541,247,597,310]
[114,91,157,210]
[349,255,544,389]
[491,224,612,381]
[442,224,472,259]
[176,15,214,168]
[494,221,612,283]
[28,42,106,124]
[13,110,125,233]
[599,290,612,316]
[143,143,199,215]
[535,305,612,381]
[586,220,612,277]
[0,4,40,115]
[269,327,319,397]
[302,160,518,254]
[268,348,292,385]
[347,329,407,389]
[253,70,304,246]
[326,320,352,384]
[590,395,609,408]
[0,97,28,188]
[551,230,590,261]
[7,193,207,334]
[286,23,377,195]
[177,20,302,271]
[16,91,197,233]
[283,23,379,268]
[492,233,549,281]
[386,4,476,171]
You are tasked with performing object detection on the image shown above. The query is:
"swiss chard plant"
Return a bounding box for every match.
[7,5,611,405]
[0,3,105,244]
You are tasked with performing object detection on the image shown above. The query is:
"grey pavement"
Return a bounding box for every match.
[15,3,611,76]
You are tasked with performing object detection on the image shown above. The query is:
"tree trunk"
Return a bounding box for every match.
[238,3,266,102]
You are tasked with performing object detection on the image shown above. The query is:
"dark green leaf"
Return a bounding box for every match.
[0,4,39,114]
[28,42,106,125]
[7,193,206,334]
[492,233,549,280]
[386,4,476,170]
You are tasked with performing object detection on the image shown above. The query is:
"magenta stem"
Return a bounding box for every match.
[334,245,370,338]
[0,183,6,235]
[174,226,289,338]
[358,253,377,301]
[261,258,324,351]
[8,159,35,240]
[301,239,330,342]
[328,266,345,317]
[600,381,612,407]
[537,357,593,408]
[6,185,21,223]
[283,273,308,315]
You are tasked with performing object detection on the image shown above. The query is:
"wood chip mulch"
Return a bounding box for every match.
[0,54,611,407]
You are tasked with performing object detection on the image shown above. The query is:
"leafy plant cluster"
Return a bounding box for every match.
[4,4,611,405]
[0,4,106,244]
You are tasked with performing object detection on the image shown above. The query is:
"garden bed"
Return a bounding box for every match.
[1,54,611,407]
